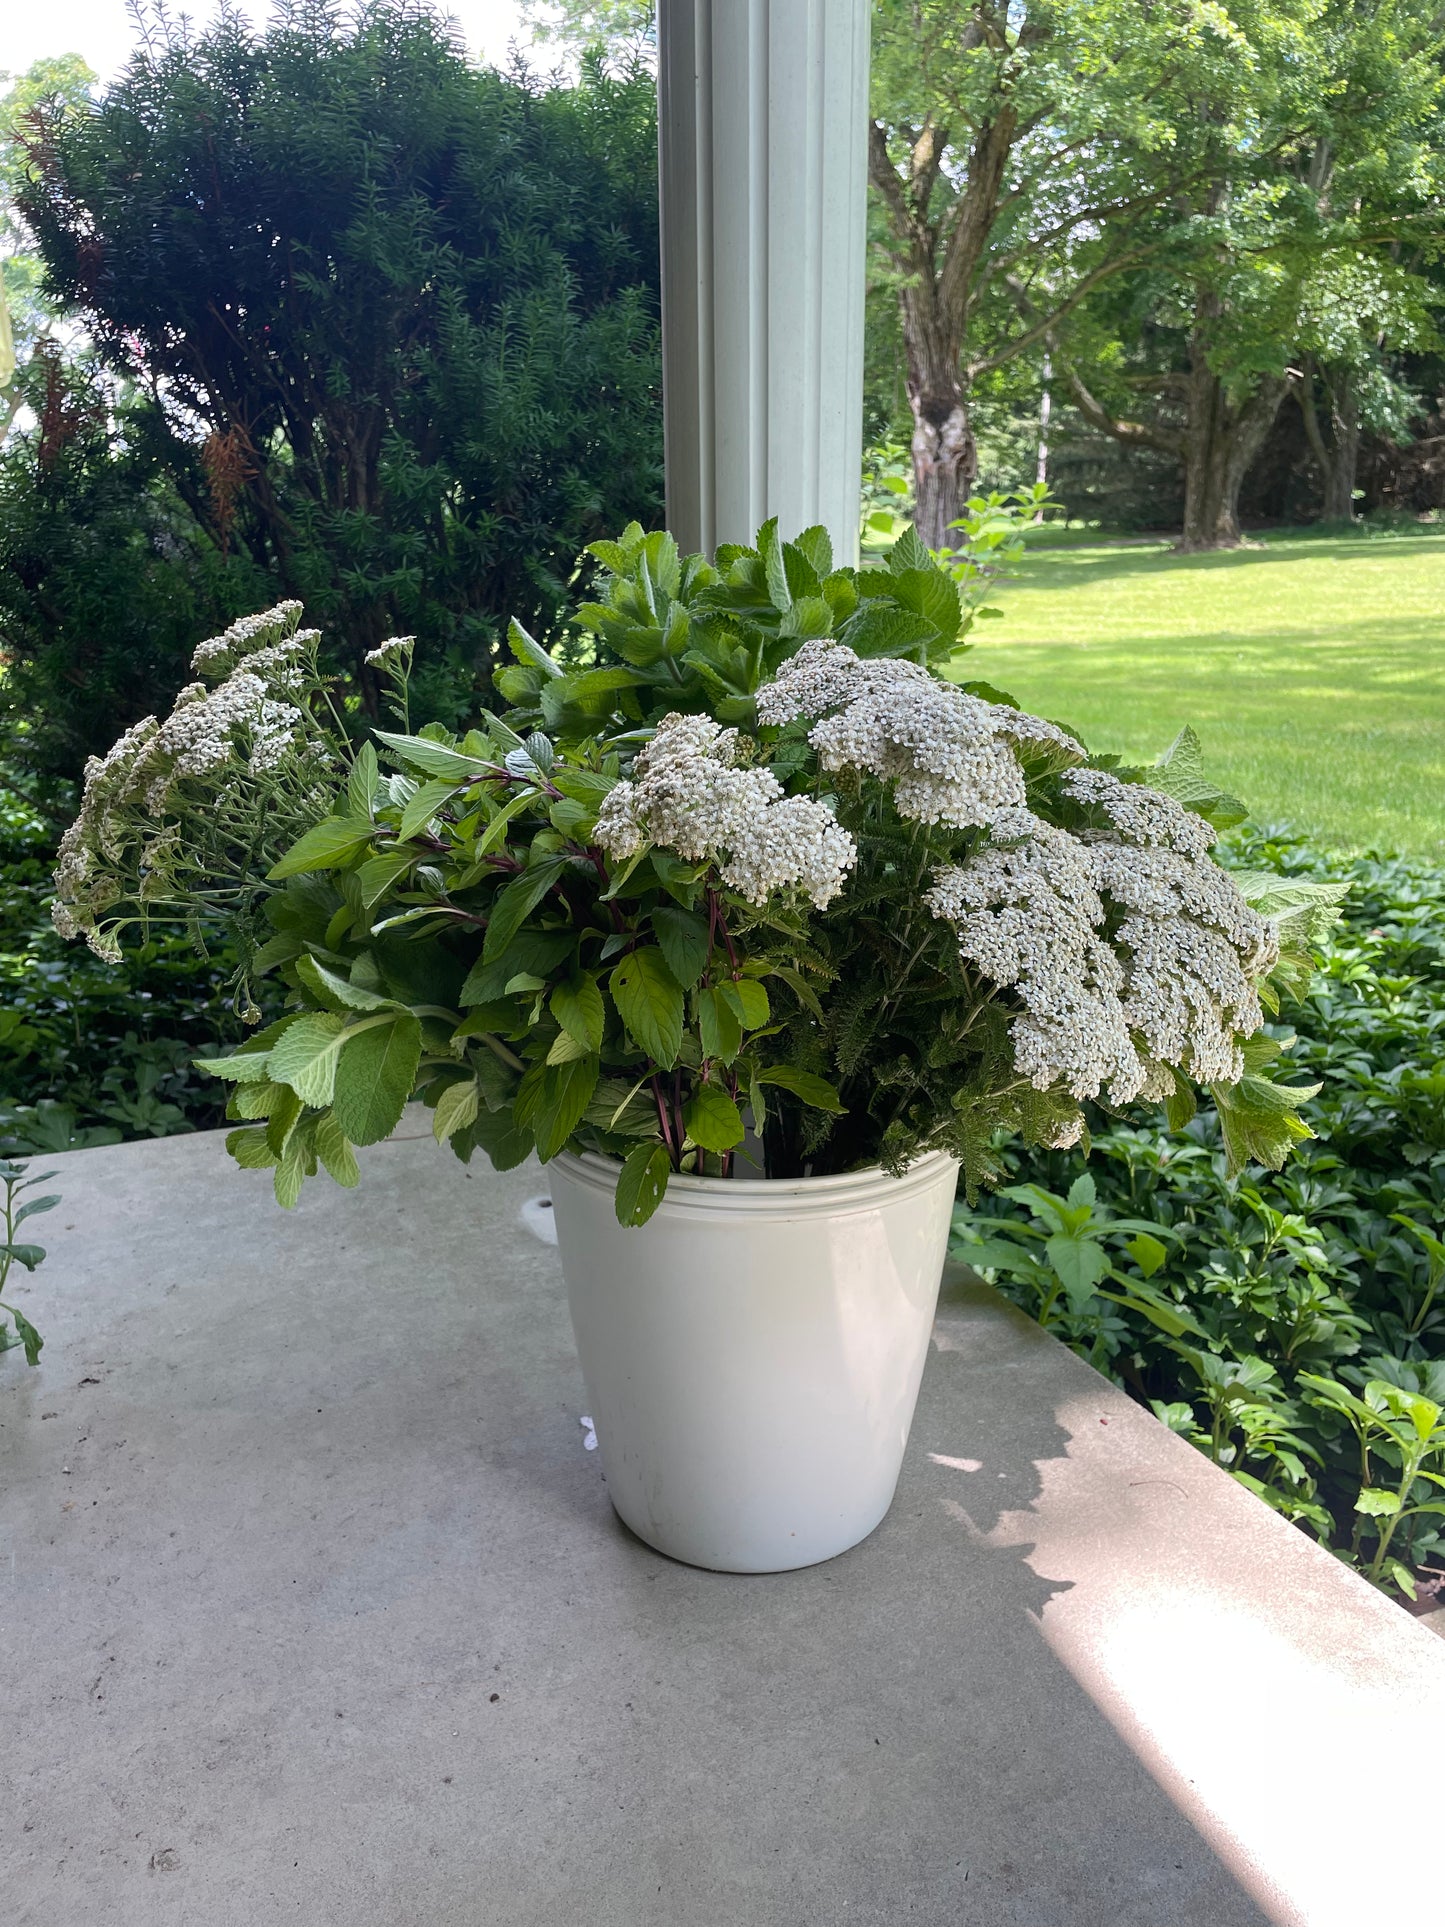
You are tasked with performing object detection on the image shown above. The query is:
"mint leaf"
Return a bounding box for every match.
[610,948,685,1067]
[615,1142,671,1227]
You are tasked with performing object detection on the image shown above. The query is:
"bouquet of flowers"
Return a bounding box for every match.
[53,520,1336,1224]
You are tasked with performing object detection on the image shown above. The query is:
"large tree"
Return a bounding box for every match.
[0,54,95,442]
[865,0,1279,548]
[13,1,663,717]
[1052,0,1445,547]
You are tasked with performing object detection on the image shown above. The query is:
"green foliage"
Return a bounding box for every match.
[0,1156,58,1366]
[170,514,1320,1233]
[0,737,262,1154]
[958,831,1445,1596]
[0,357,270,773]
[6,2,661,774]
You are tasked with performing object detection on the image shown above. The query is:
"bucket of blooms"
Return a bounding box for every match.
[53,520,1330,1571]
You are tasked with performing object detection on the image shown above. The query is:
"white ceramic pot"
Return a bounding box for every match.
[548,1149,958,1573]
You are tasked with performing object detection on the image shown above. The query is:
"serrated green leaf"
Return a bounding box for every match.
[373,729,491,781]
[264,1086,304,1157]
[610,949,685,1068]
[273,1130,310,1210]
[718,978,769,1029]
[399,777,466,841]
[683,1083,745,1153]
[296,955,399,1014]
[533,1055,601,1161]
[615,1142,671,1227]
[1354,1487,1403,1517]
[352,850,414,909]
[331,1013,421,1146]
[314,1113,360,1187]
[508,617,563,678]
[1126,1232,1168,1280]
[754,1065,844,1112]
[267,1011,351,1107]
[482,860,565,961]
[347,742,379,821]
[651,904,710,989]
[1045,1234,1110,1304]
[195,1048,275,1084]
[698,984,743,1064]
[551,974,605,1052]
[267,814,374,881]
[433,1077,480,1143]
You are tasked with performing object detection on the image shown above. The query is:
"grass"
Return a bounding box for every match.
[966,528,1445,857]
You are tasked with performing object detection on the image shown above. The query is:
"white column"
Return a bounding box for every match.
[657,0,871,565]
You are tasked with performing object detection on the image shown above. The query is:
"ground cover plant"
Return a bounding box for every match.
[975,529,1445,858]
[953,830,1445,1601]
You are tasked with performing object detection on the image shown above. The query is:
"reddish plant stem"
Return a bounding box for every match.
[707,887,740,977]
[652,1075,677,1168]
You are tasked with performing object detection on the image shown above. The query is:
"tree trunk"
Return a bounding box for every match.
[909,388,975,552]
[1177,312,1287,551]
[1297,358,1361,522]
[900,300,975,551]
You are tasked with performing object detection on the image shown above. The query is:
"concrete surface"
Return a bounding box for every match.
[4,1123,1444,1927]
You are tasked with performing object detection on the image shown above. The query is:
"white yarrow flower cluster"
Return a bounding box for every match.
[926,767,1278,1102]
[594,712,856,908]
[365,635,415,667]
[53,603,325,957]
[756,640,1083,828]
[924,809,1144,1104]
[190,600,304,676]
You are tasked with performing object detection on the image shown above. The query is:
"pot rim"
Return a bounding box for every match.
[549,1147,959,1222]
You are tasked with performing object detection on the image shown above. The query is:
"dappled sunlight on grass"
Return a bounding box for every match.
[968,533,1445,855]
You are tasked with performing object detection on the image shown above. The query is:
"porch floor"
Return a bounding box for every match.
[4,1123,1442,1926]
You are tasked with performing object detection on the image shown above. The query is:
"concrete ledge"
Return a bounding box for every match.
[4,1125,1442,1926]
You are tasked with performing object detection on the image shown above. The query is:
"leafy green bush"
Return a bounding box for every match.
[954,830,1445,1598]
[8,6,662,776]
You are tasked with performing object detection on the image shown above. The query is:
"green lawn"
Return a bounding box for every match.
[966,531,1445,858]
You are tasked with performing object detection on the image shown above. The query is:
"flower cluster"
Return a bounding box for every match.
[925,809,1141,1115]
[757,639,1082,827]
[595,711,856,908]
[189,601,305,676]
[365,636,415,667]
[925,767,1277,1110]
[53,604,329,959]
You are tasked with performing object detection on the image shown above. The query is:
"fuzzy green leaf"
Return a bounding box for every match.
[432,1077,480,1143]
[331,1014,421,1146]
[267,1011,351,1108]
[313,1113,360,1187]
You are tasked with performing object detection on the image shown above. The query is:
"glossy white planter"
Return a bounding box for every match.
[548,1150,958,1573]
